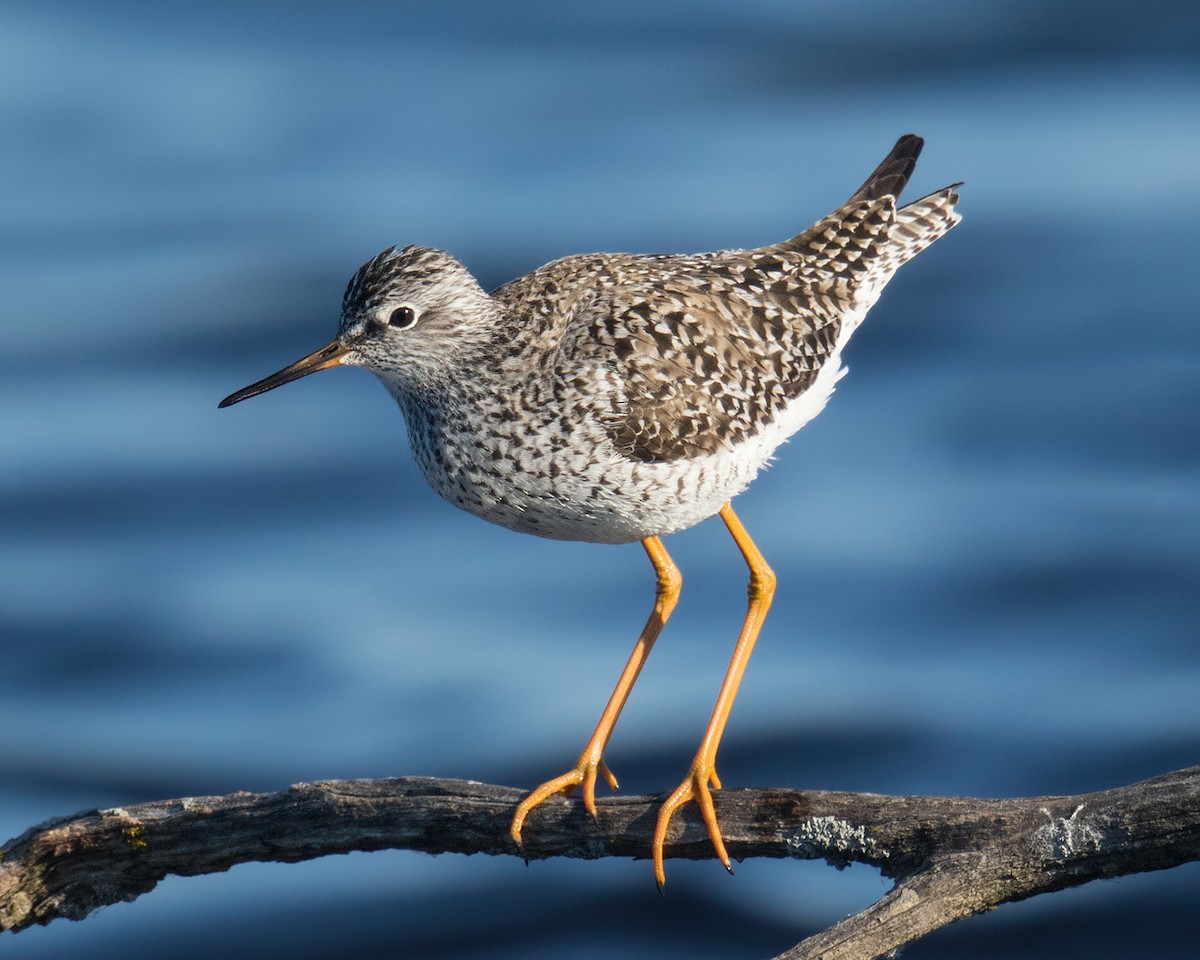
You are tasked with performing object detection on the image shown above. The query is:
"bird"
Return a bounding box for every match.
[219,134,961,887]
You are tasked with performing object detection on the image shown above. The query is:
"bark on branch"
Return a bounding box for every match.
[3,766,1198,959]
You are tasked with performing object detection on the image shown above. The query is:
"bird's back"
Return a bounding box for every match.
[493,136,960,471]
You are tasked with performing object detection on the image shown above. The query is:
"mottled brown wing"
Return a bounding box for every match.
[561,258,844,464]
[549,187,903,464]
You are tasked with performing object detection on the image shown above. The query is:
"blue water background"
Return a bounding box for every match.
[2,1,1198,957]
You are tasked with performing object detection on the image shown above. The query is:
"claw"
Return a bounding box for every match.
[510,756,620,850]
[599,759,620,792]
[652,761,732,888]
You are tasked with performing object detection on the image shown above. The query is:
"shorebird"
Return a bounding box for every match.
[219,134,961,886]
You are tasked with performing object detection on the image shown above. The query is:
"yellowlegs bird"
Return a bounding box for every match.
[219,134,961,886]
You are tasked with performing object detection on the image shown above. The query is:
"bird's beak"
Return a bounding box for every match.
[218,339,351,408]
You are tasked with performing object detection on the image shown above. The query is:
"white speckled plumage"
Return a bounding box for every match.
[305,136,960,543]
[222,136,959,543]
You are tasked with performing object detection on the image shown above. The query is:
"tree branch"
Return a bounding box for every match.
[3,767,1198,959]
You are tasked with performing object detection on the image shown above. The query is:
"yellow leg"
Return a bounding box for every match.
[511,536,682,848]
[652,502,775,888]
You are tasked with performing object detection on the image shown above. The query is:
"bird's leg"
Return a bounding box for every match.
[652,502,775,888]
[511,536,681,850]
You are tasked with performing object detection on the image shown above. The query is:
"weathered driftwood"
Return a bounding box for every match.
[2,766,1198,960]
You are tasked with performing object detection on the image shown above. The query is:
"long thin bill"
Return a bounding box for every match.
[218,340,350,408]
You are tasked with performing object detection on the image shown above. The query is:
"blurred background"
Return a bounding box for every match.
[2,1,1198,957]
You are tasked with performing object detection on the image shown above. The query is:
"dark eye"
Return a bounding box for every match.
[387,305,418,329]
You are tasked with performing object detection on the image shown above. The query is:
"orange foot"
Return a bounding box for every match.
[652,761,730,889]
[510,754,620,849]
[650,502,773,888]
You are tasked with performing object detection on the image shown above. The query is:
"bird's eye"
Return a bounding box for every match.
[387,305,418,329]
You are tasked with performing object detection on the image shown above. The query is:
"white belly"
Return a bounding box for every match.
[398,337,851,545]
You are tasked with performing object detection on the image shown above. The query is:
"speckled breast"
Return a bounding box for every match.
[390,342,847,545]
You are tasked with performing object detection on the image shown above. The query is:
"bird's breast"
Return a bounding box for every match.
[390,378,820,545]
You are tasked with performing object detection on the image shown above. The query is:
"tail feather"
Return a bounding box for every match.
[845,183,959,314]
[768,135,961,321]
[848,134,924,203]
[885,183,962,270]
[775,135,937,259]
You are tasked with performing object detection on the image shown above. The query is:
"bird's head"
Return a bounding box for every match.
[219,245,498,409]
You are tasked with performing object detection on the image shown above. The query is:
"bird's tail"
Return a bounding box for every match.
[826,134,961,272]
[848,133,925,203]
[877,183,962,274]
[769,135,960,321]
[841,180,960,324]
